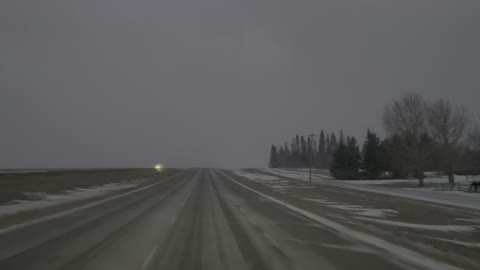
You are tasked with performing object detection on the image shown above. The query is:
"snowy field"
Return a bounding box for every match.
[0,180,143,216]
[303,198,398,218]
[329,175,473,187]
[261,168,472,186]
[301,198,479,232]
[231,170,280,182]
[230,170,300,192]
[258,168,480,209]
[355,217,477,233]
[0,170,50,174]
[231,168,480,262]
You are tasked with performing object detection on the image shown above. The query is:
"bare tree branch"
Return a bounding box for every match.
[426,99,470,147]
[383,92,427,138]
[426,99,471,184]
[383,92,430,187]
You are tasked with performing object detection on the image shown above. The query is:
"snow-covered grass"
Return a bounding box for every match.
[286,238,376,254]
[456,218,480,223]
[289,168,335,179]
[260,168,334,181]
[231,170,280,182]
[231,170,295,192]
[221,170,462,270]
[262,168,471,186]
[261,168,480,210]
[0,170,50,174]
[430,237,480,248]
[0,180,143,216]
[329,205,398,218]
[356,217,477,232]
[303,198,398,218]
[337,175,471,186]
[303,198,333,204]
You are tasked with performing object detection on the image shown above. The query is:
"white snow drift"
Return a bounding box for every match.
[0,180,143,216]
[258,168,480,210]
[303,198,398,218]
[356,217,476,232]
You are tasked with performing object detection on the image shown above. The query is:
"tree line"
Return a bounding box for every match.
[269,92,480,186]
[268,131,340,169]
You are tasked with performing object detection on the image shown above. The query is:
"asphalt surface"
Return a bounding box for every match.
[0,169,411,270]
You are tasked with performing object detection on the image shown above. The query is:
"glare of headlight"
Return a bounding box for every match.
[154,164,164,172]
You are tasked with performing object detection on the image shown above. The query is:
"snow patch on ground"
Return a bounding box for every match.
[260,168,333,182]
[231,170,280,182]
[0,170,49,174]
[303,198,397,218]
[222,170,462,270]
[262,168,471,186]
[287,238,376,254]
[430,237,480,248]
[0,180,143,216]
[289,168,335,179]
[328,205,398,218]
[340,176,470,186]
[303,198,334,204]
[231,170,294,192]
[456,218,480,223]
[261,168,480,210]
[356,217,476,232]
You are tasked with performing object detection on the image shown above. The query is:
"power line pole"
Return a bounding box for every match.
[308,133,316,184]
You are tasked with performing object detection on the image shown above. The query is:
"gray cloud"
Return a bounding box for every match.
[1,0,479,168]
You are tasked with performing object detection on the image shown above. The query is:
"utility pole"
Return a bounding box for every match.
[308,133,316,184]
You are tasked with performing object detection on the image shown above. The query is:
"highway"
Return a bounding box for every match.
[0,169,418,270]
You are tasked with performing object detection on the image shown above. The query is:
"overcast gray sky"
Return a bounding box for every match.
[1,0,479,169]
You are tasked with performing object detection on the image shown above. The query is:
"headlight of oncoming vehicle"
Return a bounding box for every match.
[154,164,164,172]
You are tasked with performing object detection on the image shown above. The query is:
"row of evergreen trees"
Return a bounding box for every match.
[268,131,341,169]
[268,93,480,183]
[268,130,385,179]
[269,129,474,180]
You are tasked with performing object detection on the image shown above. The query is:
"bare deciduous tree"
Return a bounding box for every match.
[426,99,470,185]
[383,92,430,187]
[470,121,480,150]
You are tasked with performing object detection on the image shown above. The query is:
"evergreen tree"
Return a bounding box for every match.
[284,142,290,157]
[301,136,308,165]
[295,135,300,153]
[290,138,297,167]
[326,134,331,151]
[310,135,317,161]
[346,137,361,179]
[330,133,338,151]
[318,130,327,168]
[319,130,326,154]
[283,142,291,168]
[380,135,409,178]
[330,139,348,179]
[325,133,338,168]
[362,130,382,179]
[330,136,361,179]
[294,135,301,166]
[278,146,285,167]
[269,145,279,168]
